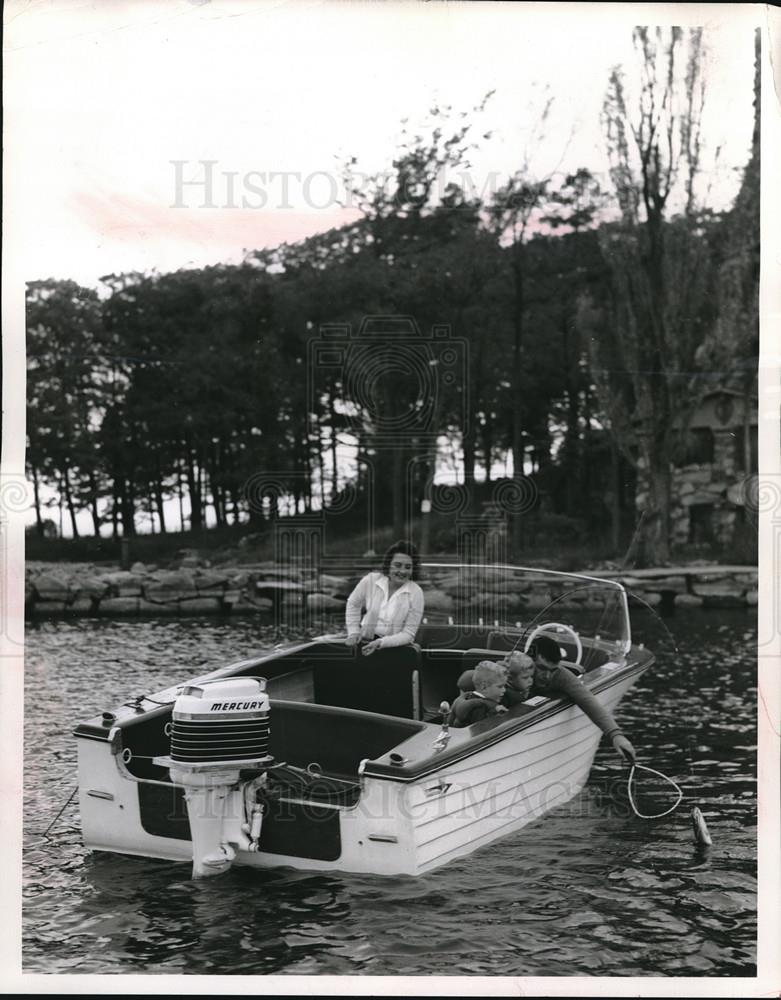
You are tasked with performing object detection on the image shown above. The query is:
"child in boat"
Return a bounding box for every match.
[501,651,536,707]
[529,634,636,762]
[449,660,509,727]
[455,652,534,707]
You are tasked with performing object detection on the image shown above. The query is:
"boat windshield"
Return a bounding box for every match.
[421,563,632,657]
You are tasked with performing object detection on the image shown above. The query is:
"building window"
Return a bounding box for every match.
[672,428,714,467]
[689,503,714,545]
[734,425,758,473]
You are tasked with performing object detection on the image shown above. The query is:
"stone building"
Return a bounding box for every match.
[636,389,758,548]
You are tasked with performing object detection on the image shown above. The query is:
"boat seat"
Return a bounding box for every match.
[461,647,510,670]
[309,644,421,719]
[487,630,523,652]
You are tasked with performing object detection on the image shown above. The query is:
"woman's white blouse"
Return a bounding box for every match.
[345,572,425,648]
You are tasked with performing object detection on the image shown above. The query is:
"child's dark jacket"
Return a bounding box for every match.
[448,691,502,727]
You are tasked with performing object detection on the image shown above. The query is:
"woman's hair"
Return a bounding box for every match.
[381,540,421,581]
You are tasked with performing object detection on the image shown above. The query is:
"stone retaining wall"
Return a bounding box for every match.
[25,560,758,618]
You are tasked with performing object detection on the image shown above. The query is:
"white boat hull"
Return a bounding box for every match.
[77,668,638,876]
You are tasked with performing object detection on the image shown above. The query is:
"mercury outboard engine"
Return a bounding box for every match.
[154,676,272,877]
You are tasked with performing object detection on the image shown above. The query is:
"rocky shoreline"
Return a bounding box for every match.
[25,557,758,619]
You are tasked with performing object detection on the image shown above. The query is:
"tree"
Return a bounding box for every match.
[26,279,107,537]
[332,104,490,539]
[695,29,759,459]
[593,26,721,564]
[485,95,556,556]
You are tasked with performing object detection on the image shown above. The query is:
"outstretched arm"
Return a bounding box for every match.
[551,668,636,761]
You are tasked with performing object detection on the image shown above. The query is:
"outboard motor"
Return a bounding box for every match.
[154,677,272,878]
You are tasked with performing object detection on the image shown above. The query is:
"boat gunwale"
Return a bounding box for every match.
[361,650,653,782]
[78,647,652,795]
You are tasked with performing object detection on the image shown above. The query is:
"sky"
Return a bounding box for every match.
[3,0,764,534]
[5,0,760,289]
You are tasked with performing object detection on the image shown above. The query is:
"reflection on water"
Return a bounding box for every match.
[23,610,756,976]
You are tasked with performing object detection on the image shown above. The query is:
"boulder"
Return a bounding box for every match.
[702,594,747,609]
[130,561,147,574]
[255,580,305,599]
[474,568,514,586]
[256,568,304,583]
[675,593,704,608]
[72,575,110,600]
[29,600,68,615]
[420,588,455,612]
[193,571,229,592]
[477,592,524,614]
[555,595,605,612]
[434,573,472,597]
[178,597,224,615]
[745,590,758,607]
[65,596,95,615]
[691,581,742,598]
[525,590,553,611]
[137,599,178,616]
[31,573,70,602]
[230,598,274,614]
[99,597,140,615]
[307,593,346,612]
[652,576,688,594]
[101,571,144,597]
[145,571,196,601]
[629,591,661,608]
[317,574,352,597]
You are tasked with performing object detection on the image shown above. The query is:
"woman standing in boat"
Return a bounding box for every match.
[344,541,425,656]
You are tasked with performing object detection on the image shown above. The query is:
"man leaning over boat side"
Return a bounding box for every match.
[527,635,636,762]
[344,540,425,656]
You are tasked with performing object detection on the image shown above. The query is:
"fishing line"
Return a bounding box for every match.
[41,786,79,839]
[626,762,683,819]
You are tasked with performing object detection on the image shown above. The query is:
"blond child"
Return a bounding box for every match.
[501,651,536,707]
[449,660,509,727]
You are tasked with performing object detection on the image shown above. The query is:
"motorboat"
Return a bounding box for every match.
[74,564,653,878]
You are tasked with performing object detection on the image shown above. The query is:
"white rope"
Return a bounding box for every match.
[627,763,683,819]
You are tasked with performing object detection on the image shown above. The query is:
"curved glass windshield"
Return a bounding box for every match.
[420,563,631,657]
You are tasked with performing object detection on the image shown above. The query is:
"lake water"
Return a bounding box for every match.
[23,609,757,977]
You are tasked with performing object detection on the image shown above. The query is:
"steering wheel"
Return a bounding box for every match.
[524,623,582,666]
